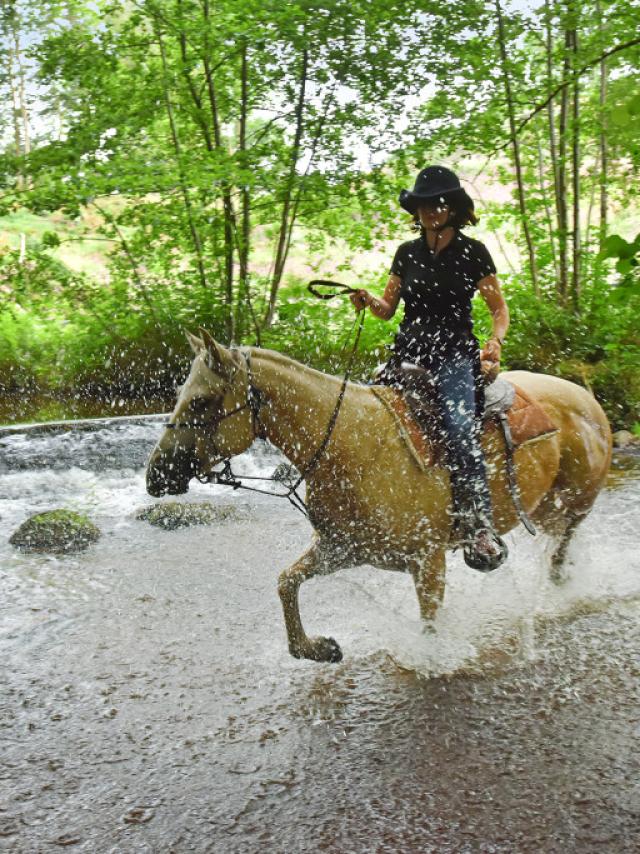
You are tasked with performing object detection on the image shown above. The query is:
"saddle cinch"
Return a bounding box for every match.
[371,364,559,535]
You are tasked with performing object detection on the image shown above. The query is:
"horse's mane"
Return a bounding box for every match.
[248,345,367,390]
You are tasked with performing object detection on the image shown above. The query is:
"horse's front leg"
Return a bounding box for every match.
[410,548,446,625]
[278,542,342,663]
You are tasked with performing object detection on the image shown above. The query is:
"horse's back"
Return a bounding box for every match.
[503,370,610,440]
[503,370,612,511]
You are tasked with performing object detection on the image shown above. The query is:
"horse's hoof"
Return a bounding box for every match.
[421,620,437,636]
[550,562,570,586]
[290,636,343,663]
[317,637,343,663]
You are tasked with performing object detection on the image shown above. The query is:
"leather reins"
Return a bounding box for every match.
[163,301,365,518]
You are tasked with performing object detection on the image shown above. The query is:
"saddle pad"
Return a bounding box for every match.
[505,383,558,446]
[371,381,558,472]
[371,386,434,469]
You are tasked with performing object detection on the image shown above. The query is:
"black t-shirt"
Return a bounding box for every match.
[389,230,496,359]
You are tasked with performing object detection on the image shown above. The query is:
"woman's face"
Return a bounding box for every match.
[417,199,452,231]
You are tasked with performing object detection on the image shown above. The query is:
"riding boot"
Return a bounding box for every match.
[448,475,508,572]
[397,361,508,572]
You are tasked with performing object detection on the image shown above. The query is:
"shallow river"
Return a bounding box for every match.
[1,421,639,853]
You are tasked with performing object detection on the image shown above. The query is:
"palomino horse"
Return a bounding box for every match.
[146,331,612,663]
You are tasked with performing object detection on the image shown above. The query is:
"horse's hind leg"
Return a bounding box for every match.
[549,511,585,585]
[278,542,342,663]
[536,401,611,585]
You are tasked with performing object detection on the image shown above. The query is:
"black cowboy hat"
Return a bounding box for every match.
[399,165,474,215]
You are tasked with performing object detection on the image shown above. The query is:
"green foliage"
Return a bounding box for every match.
[0,244,85,386]
[496,274,640,427]
[41,230,61,248]
[0,0,638,431]
[598,232,640,301]
[11,0,436,343]
[608,87,640,168]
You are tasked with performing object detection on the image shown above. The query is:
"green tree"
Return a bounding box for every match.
[20,0,434,343]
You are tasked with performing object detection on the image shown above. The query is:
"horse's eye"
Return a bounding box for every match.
[189,397,210,413]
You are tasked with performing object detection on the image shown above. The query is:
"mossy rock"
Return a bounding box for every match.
[10,510,101,554]
[136,501,241,531]
[272,462,300,487]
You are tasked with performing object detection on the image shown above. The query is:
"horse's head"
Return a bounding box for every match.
[146,330,257,496]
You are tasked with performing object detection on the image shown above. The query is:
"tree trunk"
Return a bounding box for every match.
[583,155,597,272]
[535,125,559,280]
[262,48,309,329]
[175,2,227,295]
[11,22,30,163]
[177,1,214,152]
[2,2,28,191]
[281,86,335,276]
[156,24,210,297]
[235,40,254,342]
[596,0,608,250]
[557,22,571,304]
[6,41,23,188]
[544,0,561,285]
[494,0,539,295]
[202,0,237,341]
[570,22,580,312]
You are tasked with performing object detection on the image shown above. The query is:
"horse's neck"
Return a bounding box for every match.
[250,348,348,468]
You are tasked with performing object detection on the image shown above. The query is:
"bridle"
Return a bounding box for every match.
[160,309,364,517]
[160,347,310,514]
[165,348,263,430]
[163,348,266,479]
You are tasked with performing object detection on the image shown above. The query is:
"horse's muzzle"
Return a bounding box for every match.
[146,447,195,497]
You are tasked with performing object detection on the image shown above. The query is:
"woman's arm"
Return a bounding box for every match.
[478,274,509,363]
[350,274,402,320]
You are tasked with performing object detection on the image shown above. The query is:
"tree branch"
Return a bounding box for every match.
[502,35,640,146]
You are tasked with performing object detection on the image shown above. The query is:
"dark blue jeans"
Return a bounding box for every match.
[381,330,493,524]
[429,349,493,522]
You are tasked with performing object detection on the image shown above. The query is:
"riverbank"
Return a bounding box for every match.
[0,389,174,427]
[2,209,639,433]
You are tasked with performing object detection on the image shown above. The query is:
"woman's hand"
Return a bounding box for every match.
[481,337,502,383]
[478,276,509,366]
[350,289,371,312]
[349,277,401,319]
[482,337,502,364]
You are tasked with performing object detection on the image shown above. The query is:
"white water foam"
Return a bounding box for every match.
[307,478,640,677]
[2,423,638,677]
[0,428,285,527]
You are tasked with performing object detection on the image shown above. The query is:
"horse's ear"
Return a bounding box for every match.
[198,327,234,379]
[186,330,204,354]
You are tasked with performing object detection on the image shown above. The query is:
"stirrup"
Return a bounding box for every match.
[462,527,509,573]
[451,505,509,573]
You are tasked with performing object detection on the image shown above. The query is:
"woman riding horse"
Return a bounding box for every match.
[350,166,509,569]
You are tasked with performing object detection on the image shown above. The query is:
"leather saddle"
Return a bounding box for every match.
[371,362,557,471]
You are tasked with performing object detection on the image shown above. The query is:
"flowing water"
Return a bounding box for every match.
[0,421,639,853]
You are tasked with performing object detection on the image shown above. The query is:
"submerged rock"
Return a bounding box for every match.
[10,510,101,554]
[136,501,241,530]
[272,462,300,487]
